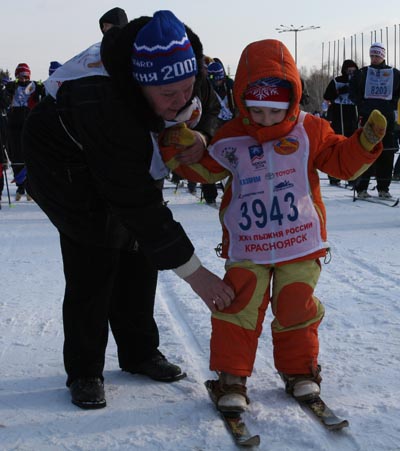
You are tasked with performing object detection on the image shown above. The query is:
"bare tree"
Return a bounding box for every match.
[300,65,332,114]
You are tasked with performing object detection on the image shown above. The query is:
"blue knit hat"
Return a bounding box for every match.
[132,10,197,86]
[49,61,62,76]
[207,62,225,81]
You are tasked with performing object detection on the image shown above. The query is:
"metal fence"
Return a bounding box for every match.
[322,24,400,77]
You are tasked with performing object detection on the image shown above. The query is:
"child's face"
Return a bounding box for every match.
[248,106,287,127]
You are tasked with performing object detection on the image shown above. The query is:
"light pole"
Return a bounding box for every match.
[275,25,320,64]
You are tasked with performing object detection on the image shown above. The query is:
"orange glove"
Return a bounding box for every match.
[360,109,387,151]
[161,123,197,147]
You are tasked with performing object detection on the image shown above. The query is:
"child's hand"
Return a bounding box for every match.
[162,123,197,147]
[161,123,208,164]
[360,109,387,151]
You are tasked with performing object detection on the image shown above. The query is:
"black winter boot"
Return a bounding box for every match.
[69,377,106,409]
[124,351,186,382]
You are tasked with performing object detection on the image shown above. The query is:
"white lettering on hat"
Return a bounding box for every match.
[161,57,197,81]
[132,59,154,68]
[134,72,159,83]
[148,73,158,82]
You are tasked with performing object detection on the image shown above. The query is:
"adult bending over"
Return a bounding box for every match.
[23,10,233,410]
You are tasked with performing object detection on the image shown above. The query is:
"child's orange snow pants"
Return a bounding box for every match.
[210,259,325,376]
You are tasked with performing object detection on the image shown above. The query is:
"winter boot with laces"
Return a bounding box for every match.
[69,377,106,409]
[357,190,371,199]
[378,191,392,199]
[280,365,322,401]
[124,351,187,382]
[208,372,249,413]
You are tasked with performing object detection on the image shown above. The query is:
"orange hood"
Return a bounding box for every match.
[233,39,302,143]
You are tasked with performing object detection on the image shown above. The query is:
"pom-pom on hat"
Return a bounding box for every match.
[207,61,225,81]
[132,10,197,86]
[15,63,31,79]
[370,42,386,59]
[244,77,291,109]
[48,61,62,76]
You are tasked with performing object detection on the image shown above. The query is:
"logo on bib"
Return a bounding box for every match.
[273,180,294,192]
[222,147,238,168]
[274,136,299,155]
[249,145,267,170]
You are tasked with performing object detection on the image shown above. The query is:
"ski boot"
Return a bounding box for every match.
[208,372,249,413]
[280,365,322,401]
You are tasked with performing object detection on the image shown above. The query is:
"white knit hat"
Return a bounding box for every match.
[370,42,386,59]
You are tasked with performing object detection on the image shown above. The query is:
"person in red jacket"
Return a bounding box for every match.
[0,78,8,203]
[161,39,386,412]
[5,63,44,200]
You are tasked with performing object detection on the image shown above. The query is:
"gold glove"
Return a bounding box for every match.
[360,109,387,151]
[162,123,197,147]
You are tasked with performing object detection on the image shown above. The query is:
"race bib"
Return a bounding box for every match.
[44,42,109,98]
[364,67,394,100]
[209,112,325,264]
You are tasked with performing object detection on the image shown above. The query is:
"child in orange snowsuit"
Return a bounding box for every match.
[161,39,386,411]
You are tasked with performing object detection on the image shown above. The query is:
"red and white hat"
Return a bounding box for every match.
[15,63,31,79]
[369,42,386,60]
[244,77,291,109]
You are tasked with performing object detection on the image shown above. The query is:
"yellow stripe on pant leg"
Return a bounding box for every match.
[270,259,325,374]
[271,259,324,332]
[210,261,272,375]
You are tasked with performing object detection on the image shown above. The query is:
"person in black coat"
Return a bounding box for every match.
[323,59,359,185]
[23,10,234,410]
[349,43,400,198]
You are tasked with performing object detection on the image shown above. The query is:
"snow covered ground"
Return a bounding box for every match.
[1,173,400,451]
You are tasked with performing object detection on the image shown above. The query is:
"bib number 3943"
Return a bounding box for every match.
[238,192,299,231]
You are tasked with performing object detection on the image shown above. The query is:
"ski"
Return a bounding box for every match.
[204,380,260,447]
[329,182,355,190]
[349,195,400,207]
[332,183,400,206]
[198,198,219,209]
[298,396,349,431]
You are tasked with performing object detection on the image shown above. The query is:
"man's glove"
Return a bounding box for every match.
[162,122,197,147]
[360,109,387,151]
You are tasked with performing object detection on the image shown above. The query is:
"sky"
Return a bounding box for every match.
[1,174,400,450]
[1,0,400,81]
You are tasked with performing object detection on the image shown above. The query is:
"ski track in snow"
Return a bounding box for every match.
[311,181,400,451]
[162,183,368,451]
[1,176,400,450]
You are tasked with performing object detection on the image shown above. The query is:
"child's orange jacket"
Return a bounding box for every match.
[161,39,382,264]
